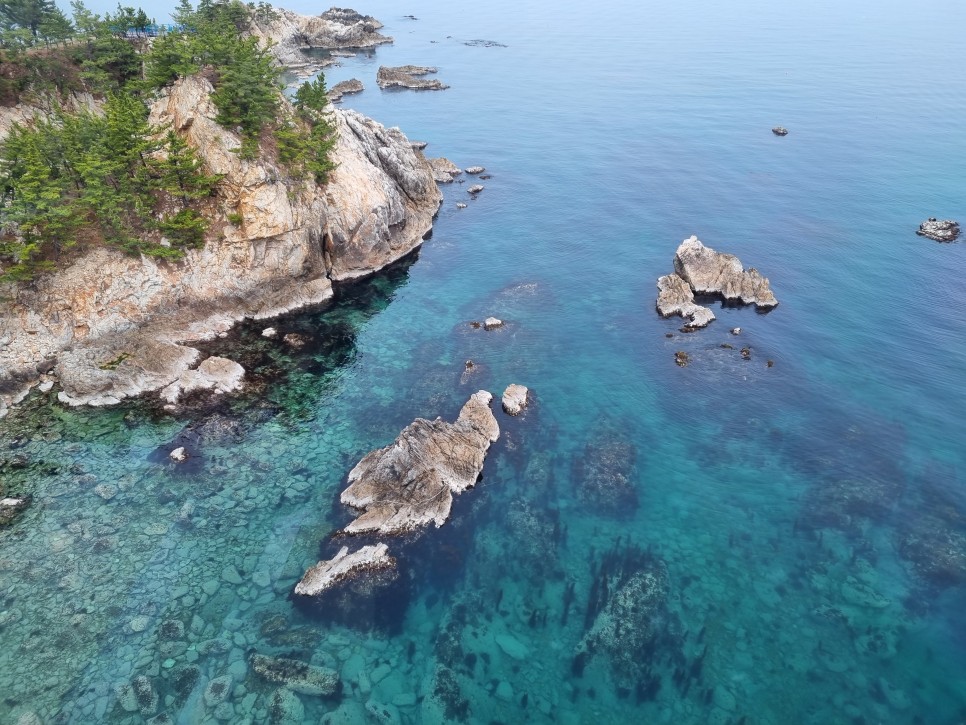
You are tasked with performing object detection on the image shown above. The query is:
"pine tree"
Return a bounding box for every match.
[153,130,221,206]
[0,0,56,38]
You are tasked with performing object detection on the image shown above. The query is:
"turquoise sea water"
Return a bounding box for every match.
[2,0,966,723]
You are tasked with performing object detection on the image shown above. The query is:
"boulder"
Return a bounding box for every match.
[483,317,503,330]
[464,166,485,174]
[655,273,715,329]
[467,184,484,194]
[250,654,339,696]
[0,496,28,525]
[501,384,529,415]
[294,543,396,597]
[772,126,788,136]
[376,65,449,90]
[169,447,188,462]
[916,218,960,242]
[268,688,304,725]
[672,236,778,309]
[203,675,233,707]
[427,157,462,184]
[456,203,467,209]
[159,356,245,404]
[261,327,277,338]
[340,391,500,535]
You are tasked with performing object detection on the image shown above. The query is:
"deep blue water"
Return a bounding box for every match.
[2,1,965,723]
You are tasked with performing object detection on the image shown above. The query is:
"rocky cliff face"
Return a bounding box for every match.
[250,7,392,69]
[0,74,442,409]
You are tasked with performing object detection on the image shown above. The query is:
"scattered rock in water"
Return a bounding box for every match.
[464,166,485,174]
[169,447,188,462]
[15,713,44,725]
[283,333,307,348]
[294,543,396,597]
[665,332,674,338]
[456,202,467,209]
[377,65,449,90]
[131,676,159,716]
[721,343,734,349]
[262,327,278,338]
[0,496,29,525]
[469,321,481,329]
[674,351,690,367]
[479,174,492,180]
[328,78,364,102]
[94,483,118,500]
[656,273,715,329]
[502,384,530,416]
[730,327,741,335]
[916,218,960,242]
[427,157,462,183]
[365,699,401,725]
[468,184,484,194]
[159,356,245,404]
[766,359,774,368]
[251,654,340,696]
[483,317,503,330]
[772,126,789,136]
[573,428,639,517]
[340,391,500,535]
[464,39,508,47]
[740,347,751,360]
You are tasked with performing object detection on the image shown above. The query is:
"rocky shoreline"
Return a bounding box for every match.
[0,14,445,414]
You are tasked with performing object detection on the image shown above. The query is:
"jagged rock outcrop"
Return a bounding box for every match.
[655,273,715,329]
[250,7,392,70]
[376,66,449,90]
[426,157,461,183]
[0,73,441,408]
[158,356,245,405]
[917,218,960,242]
[656,236,777,328]
[0,496,29,525]
[294,543,396,597]
[340,391,500,535]
[328,78,364,102]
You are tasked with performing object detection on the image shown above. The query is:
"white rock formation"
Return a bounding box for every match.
[501,384,530,415]
[294,543,396,597]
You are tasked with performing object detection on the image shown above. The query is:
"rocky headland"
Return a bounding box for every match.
[377,65,449,90]
[656,236,778,330]
[0,13,444,413]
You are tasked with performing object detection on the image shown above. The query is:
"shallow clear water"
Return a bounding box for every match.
[2,0,966,723]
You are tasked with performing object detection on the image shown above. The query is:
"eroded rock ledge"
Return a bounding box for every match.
[656,236,778,329]
[294,543,396,597]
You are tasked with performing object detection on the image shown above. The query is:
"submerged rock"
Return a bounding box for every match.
[575,548,674,686]
[772,126,788,136]
[295,543,396,597]
[574,429,639,517]
[251,654,339,696]
[340,391,500,535]
[328,78,364,102]
[377,65,449,90]
[501,384,530,415]
[916,218,960,242]
[269,687,305,725]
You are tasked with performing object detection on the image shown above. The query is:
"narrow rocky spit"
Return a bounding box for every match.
[327,78,364,103]
[656,236,778,330]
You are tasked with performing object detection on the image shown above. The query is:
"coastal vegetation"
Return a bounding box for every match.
[0,0,336,282]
